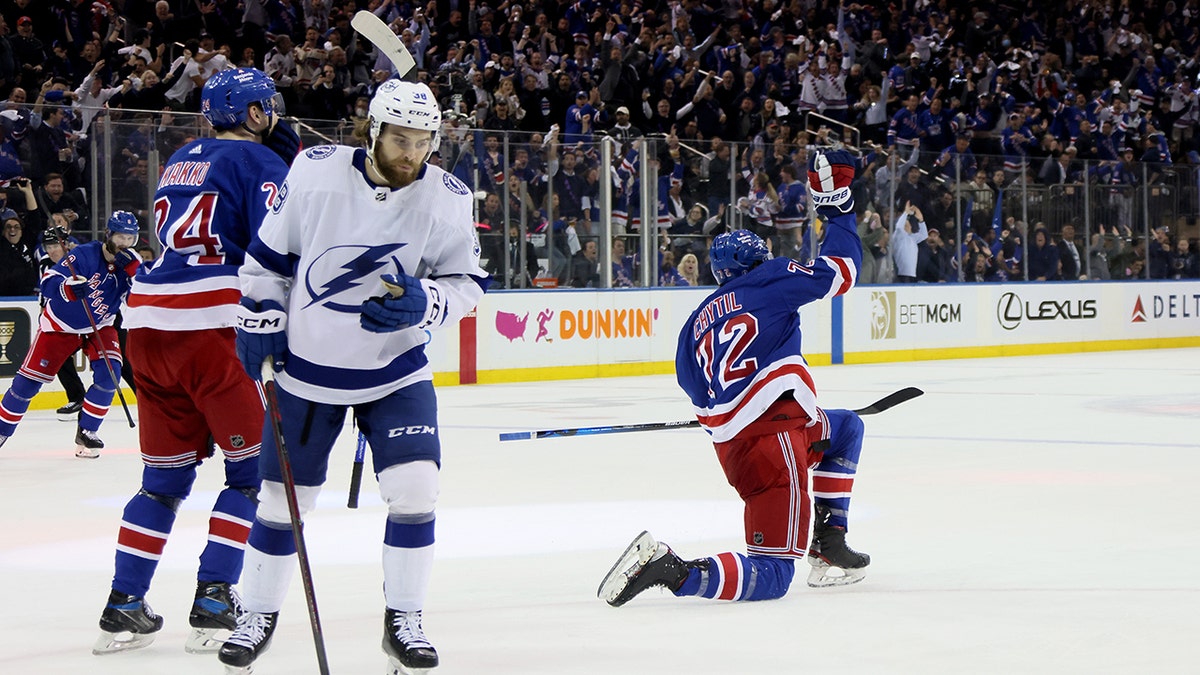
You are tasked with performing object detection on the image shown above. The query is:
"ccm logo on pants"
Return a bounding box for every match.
[388,425,437,438]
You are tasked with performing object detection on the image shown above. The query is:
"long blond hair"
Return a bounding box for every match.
[678,253,700,286]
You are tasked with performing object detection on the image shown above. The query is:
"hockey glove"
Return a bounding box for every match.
[235,297,288,381]
[263,118,302,166]
[60,275,90,302]
[808,150,858,216]
[360,273,441,333]
[113,248,141,277]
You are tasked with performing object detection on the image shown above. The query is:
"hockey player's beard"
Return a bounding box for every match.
[104,239,125,256]
[375,155,420,188]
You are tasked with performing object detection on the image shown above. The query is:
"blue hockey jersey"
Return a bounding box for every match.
[123,138,289,331]
[39,241,134,334]
[675,211,861,443]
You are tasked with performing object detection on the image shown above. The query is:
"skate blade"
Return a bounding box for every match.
[185,627,231,654]
[75,445,100,459]
[92,629,156,655]
[387,655,436,675]
[596,531,658,605]
[806,557,867,588]
[224,665,254,675]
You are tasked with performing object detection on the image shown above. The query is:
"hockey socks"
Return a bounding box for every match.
[113,492,178,598]
[241,519,297,613]
[383,514,435,611]
[78,383,116,432]
[675,552,796,602]
[0,373,41,436]
[197,487,256,584]
[814,409,865,529]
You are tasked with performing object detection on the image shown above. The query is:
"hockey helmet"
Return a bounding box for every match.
[201,68,278,130]
[106,210,140,236]
[368,79,442,155]
[710,229,770,285]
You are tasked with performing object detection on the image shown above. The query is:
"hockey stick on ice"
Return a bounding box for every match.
[351,10,418,80]
[498,387,924,441]
[55,237,135,428]
[259,360,332,675]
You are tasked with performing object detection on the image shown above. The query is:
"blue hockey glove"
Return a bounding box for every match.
[235,297,288,381]
[114,248,141,277]
[263,118,302,166]
[60,275,90,302]
[808,150,858,216]
[360,273,431,333]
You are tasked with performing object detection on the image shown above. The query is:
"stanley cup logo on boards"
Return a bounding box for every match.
[0,321,14,364]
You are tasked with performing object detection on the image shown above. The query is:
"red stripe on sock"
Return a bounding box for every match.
[813,475,855,492]
[117,526,167,555]
[209,515,251,544]
[716,552,740,601]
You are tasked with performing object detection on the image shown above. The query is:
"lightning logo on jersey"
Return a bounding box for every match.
[303,243,407,312]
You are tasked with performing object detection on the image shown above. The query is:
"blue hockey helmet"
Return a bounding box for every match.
[107,210,139,236]
[710,229,770,285]
[201,68,278,130]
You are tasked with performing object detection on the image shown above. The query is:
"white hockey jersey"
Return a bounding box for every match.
[240,145,489,404]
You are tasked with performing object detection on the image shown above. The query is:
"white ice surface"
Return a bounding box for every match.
[1,349,1198,674]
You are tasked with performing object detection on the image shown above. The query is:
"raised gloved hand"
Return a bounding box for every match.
[808,149,858,216]
[235,297,288,381]
[360,273,437,333]
[114,247,141,277]
[60,275,90,302]
[263,118,302,166]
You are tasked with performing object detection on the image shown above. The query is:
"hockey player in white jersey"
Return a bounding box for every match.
[219,79,490,674]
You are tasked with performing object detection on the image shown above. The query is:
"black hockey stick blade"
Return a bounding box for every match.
[850,387,924,416]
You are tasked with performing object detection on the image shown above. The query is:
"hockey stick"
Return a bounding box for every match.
[498,387,924,441]
[56,242,136,428]
[348,430,366,508]
[351,10,418,80]
[259,360,332,675]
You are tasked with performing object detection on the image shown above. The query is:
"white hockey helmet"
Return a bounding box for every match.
[368,79,441,155]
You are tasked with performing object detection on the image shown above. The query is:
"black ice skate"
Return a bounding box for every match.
[75,425,103,459]
[807,504,871,587]
[597,531,703,607]
[93,589,164,655]
[217,610,277,674]
[383,608,439,674]
[185,581,243,654]
[57,399,83,421]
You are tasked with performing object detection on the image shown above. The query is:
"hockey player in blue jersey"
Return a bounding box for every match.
[93,68,297,658]
[599,150,873,606]
[0,211,140,458]
[221,78,489,674]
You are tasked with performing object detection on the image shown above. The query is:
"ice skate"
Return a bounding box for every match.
[93,590,163,655]
[0,434,8,449]
[185,581,242,654]
[218,610,277,674]
[75,426,103,459]
[57,399,83,422]
[807,504,870,587]
[383,608,438,674]
[597,531,695,607]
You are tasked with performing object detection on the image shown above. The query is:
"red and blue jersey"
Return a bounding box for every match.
[675,211,861,443]
[39,241,134,334]
[123,138,289,331]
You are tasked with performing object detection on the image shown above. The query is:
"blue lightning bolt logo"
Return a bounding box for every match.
[303,243,406,312]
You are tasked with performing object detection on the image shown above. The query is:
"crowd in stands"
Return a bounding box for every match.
[2,0,1200,294]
